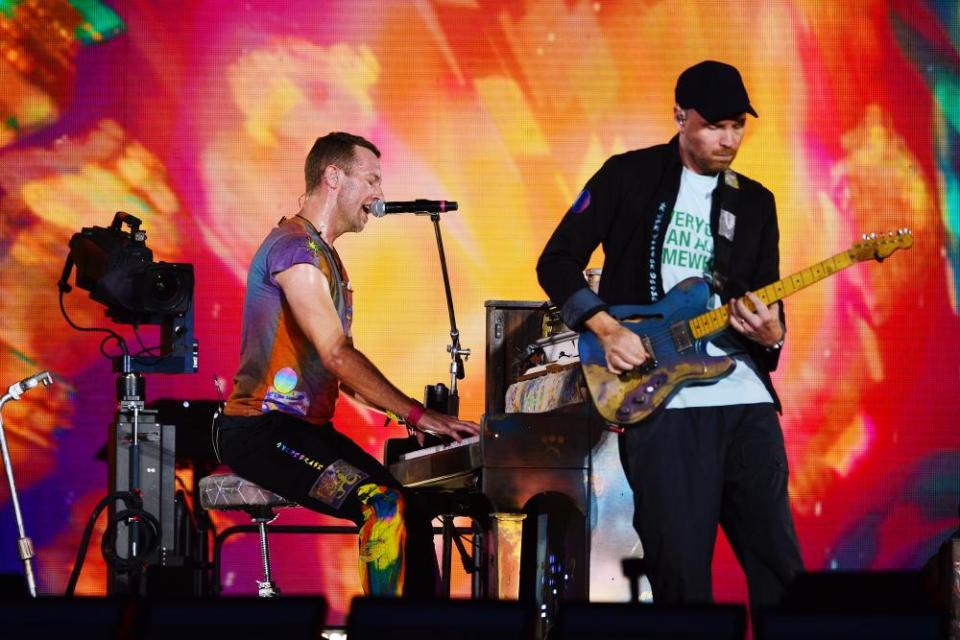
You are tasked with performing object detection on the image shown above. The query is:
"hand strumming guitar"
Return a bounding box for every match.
[585,310,650,374]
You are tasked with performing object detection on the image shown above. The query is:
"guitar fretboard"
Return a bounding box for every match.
[688,249,858,340]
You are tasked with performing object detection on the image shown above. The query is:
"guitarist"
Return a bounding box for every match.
[537,61,804,611]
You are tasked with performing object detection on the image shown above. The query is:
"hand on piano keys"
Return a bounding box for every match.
[411,409,480,446]
[342,382,478,444]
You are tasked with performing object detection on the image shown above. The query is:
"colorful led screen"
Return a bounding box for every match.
[0,0,957,624]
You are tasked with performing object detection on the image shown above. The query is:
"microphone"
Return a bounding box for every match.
[17,371,53,392]
[369,199,458,218]
[6,371,53,401]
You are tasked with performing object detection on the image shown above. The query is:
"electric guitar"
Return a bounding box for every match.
[578,230,913,425]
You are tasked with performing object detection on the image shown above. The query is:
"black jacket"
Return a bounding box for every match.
[536,135,784,409]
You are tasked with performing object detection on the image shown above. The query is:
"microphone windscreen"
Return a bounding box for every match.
[369,199,386,218]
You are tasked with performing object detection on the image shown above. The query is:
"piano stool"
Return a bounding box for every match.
[199,473,357,597]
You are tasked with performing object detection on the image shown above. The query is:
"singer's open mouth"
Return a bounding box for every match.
[361,203,372,214]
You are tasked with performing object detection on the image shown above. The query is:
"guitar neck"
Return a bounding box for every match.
[688,248,859,340]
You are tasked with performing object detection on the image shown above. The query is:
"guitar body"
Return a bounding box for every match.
[578,278,736,425]
[577,230,913,425]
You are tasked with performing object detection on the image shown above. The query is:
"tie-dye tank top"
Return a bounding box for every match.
[226,216,353,425]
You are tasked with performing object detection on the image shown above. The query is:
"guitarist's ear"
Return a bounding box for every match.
[674,105,687,129]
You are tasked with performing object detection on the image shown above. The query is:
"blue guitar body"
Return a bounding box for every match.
[578,277,735,424]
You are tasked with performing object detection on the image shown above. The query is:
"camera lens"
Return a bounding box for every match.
[139,263,193,315]
[150,271,179,303]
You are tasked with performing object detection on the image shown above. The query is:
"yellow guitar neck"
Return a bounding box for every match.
[688,249,859,340]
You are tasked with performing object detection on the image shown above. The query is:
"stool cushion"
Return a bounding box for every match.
[200,474,297,510]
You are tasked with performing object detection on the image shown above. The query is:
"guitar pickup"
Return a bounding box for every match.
[670,321,693,352]
[639,335,657,372]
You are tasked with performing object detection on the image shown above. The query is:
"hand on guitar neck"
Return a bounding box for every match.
[728,292,784,348]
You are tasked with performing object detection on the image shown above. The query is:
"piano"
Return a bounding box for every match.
[389,301,605,623]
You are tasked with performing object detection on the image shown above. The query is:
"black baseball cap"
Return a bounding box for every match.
[675,60,757,123]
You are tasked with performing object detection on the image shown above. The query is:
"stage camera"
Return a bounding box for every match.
[59,212,197,374]
[62,212,193,323]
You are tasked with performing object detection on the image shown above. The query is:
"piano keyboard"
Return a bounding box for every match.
[399,435,480,461]
[389,411,595,491]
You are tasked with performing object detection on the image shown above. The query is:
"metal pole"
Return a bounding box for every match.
[0,371,54,597]
[0,405,36,597]
[117,370,144,578]
[441,516,454,596]
[430,213,470,416]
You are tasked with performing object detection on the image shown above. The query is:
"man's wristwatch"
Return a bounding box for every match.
[766,337,785,351]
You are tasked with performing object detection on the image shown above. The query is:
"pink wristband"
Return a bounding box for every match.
[404,400,425,427]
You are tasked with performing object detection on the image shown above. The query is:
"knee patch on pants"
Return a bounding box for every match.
[357,484,407,595]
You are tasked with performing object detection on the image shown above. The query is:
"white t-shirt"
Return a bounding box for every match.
[660,167,772,408]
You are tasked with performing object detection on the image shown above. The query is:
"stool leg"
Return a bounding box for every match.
[255,519,280,598]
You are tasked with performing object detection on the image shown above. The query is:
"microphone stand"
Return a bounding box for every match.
[430,212,470,416]
[0,371,54,597]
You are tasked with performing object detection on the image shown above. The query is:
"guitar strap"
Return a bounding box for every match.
[708,169,740,295]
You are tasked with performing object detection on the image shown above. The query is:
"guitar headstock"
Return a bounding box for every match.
[850,229,913,262]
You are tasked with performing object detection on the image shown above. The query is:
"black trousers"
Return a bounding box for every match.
[618,403,804,608]
[217,411,438,596]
